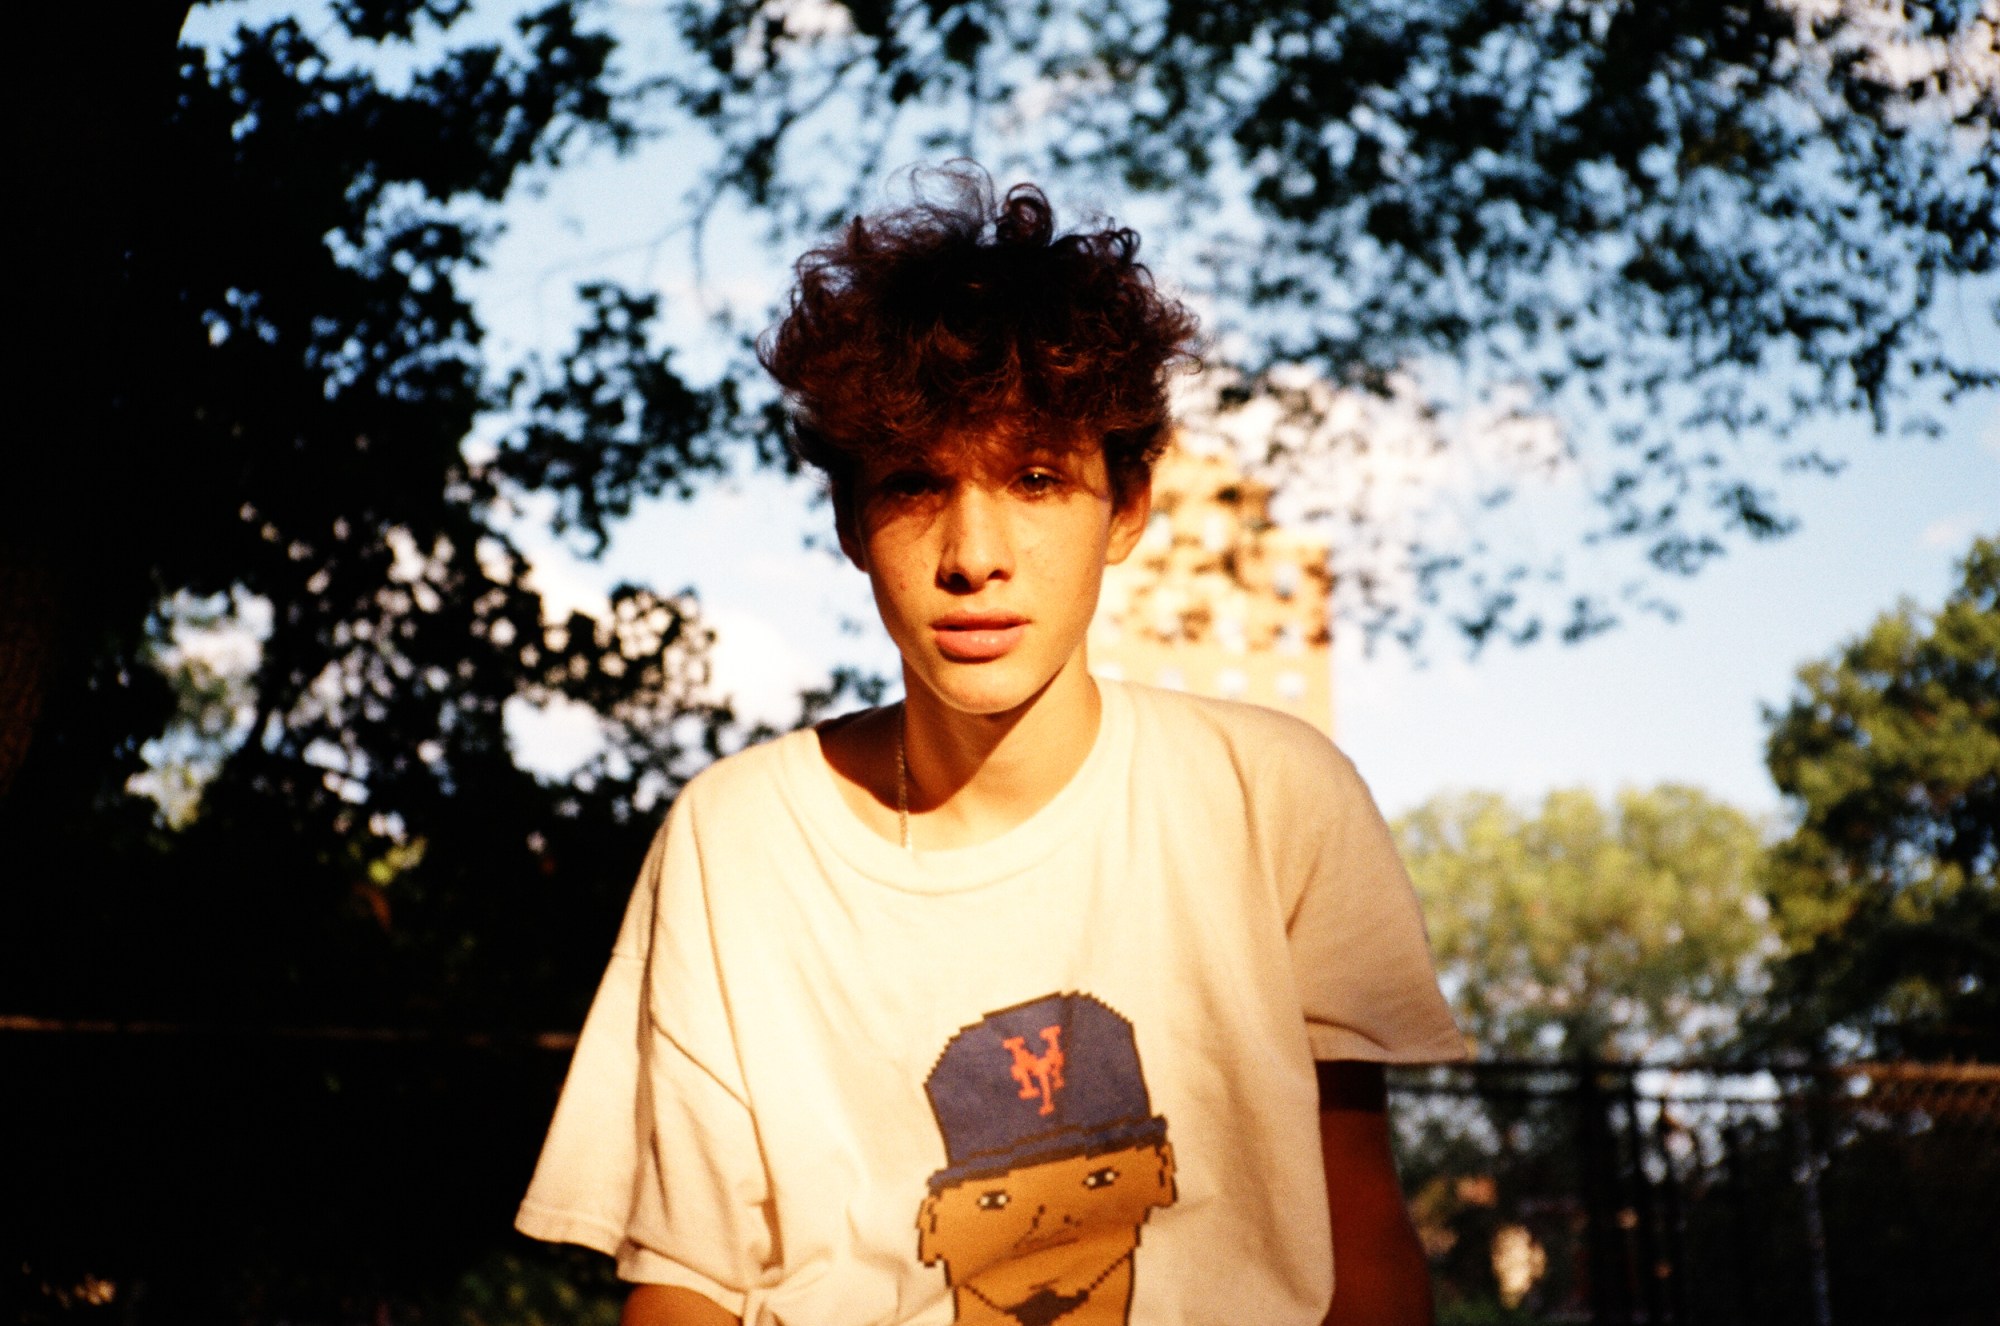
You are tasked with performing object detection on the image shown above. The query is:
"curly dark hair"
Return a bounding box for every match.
[758,166,1202,507]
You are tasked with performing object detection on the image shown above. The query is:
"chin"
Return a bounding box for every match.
[926,679,1047,718]
[914,644,1097,717]
[968,1237,1126,1301]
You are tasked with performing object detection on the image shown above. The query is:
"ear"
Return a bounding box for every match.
[1105,474,1153,567]
[1150,1141,1178,1207]
[916,1192,942,1264]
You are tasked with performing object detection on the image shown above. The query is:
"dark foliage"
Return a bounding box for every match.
[2,1,744,1032]
[659,0,2000,644]
[1393,1061,2000,1325]
[1757,535,2000,1061]
[3,1,1993,1313]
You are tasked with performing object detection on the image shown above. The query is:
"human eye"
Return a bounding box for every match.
[976,1189,1011,1210]
[869,469,948,510]
[878,468,941,497]
[1014,467,1067,499]
[1082,1167,1118,1189]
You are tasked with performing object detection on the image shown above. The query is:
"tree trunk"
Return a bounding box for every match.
[0,556,59,798]
[2,2,195,798]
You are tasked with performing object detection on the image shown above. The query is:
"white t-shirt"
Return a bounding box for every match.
[516,681,1463,1325]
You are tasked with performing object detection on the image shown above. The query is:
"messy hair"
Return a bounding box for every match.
[758,165,1202,506]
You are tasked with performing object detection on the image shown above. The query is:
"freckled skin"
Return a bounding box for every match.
[918,1143,1176,1325]
[835,438,1148,722]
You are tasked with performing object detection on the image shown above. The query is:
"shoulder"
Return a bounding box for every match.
[1113,678,1364,798]
[668,725,813,828]
[624,728,817,939]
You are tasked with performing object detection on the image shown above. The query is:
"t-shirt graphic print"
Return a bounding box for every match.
[917,993,1175,1326]
[515,682,1467,1324]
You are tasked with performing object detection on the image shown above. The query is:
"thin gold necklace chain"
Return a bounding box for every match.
[895,703,911,853]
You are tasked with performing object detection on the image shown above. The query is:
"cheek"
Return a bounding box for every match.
[934,1201,1033,1263]
[1105,1182,1165,1225]
[862,554,918,606]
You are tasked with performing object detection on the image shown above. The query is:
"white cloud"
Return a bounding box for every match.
[1171,363,1577,624]
[1778,0,2000,124]
[702,606,828,727]
[504,694,607,779]
[1921,514,1978,549]
[520,549,612,623]
[1175,364,1570,522]
[170,593,271,676]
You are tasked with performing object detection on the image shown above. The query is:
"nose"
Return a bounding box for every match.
[936,484,1013,591]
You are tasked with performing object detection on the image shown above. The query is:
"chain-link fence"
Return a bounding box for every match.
[8,1022,1996,1323]
[1389,1059,2000,1326]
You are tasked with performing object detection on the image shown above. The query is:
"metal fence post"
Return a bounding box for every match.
[1577,1056,1633,1324]
[1620,1072,1668,1324]
[1788,1078,1834,1326]
[1652,1100,1692,1326]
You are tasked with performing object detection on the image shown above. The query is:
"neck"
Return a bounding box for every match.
[901,652,1103,850]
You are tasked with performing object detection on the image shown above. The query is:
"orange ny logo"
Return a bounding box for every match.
[1001,1025,1065,1115]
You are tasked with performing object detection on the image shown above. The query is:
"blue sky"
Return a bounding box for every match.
[502,395,1995,821]
[1330,417,1997,818]
[186,1,1996,823]
[462,112,1997,824]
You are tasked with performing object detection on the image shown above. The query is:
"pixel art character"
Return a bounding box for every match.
[918,993,1177,1326]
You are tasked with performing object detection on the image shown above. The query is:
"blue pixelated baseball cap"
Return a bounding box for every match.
[924,991,1168,1192]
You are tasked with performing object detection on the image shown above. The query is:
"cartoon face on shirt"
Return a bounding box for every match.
[918,1142,1177,1325]
[918,993,1176,1326]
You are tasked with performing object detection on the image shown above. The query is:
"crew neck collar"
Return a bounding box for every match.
[780,679,1132,895]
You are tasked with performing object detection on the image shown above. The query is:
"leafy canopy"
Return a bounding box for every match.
[1759,534,2000,1061]
[1,0,770,1028]
[5,0,1992,1030]
[1397,785,1772,1059]
[659,0,2000,645]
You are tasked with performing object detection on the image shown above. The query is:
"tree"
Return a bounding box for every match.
[2,7,843,1309]
[653,0,1999,645]
[1396,785,1771,1059]
[1758,535,2000,1061]
[1,0,757,1029]
[4,0,1988,1021]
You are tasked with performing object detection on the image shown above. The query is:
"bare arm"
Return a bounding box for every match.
[621,1284,740,1326]
[1317,1060,1434,1326]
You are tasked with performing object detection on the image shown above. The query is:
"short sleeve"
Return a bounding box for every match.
[514,799,776,1311]
[1281,744,1467,1064]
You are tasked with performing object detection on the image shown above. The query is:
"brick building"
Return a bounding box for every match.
[1090,442,1334,735]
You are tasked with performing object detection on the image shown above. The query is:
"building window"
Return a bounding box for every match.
[1216,668,1247,699]
[1277,671,1306,703]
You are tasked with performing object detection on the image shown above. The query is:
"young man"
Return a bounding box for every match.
[515,171,1465,1326]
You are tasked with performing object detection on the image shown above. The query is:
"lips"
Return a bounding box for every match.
[933,614,1028,662]
[1011,1229,1080,1257]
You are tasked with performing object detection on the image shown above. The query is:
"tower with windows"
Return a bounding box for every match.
[1090,442,1334,734]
